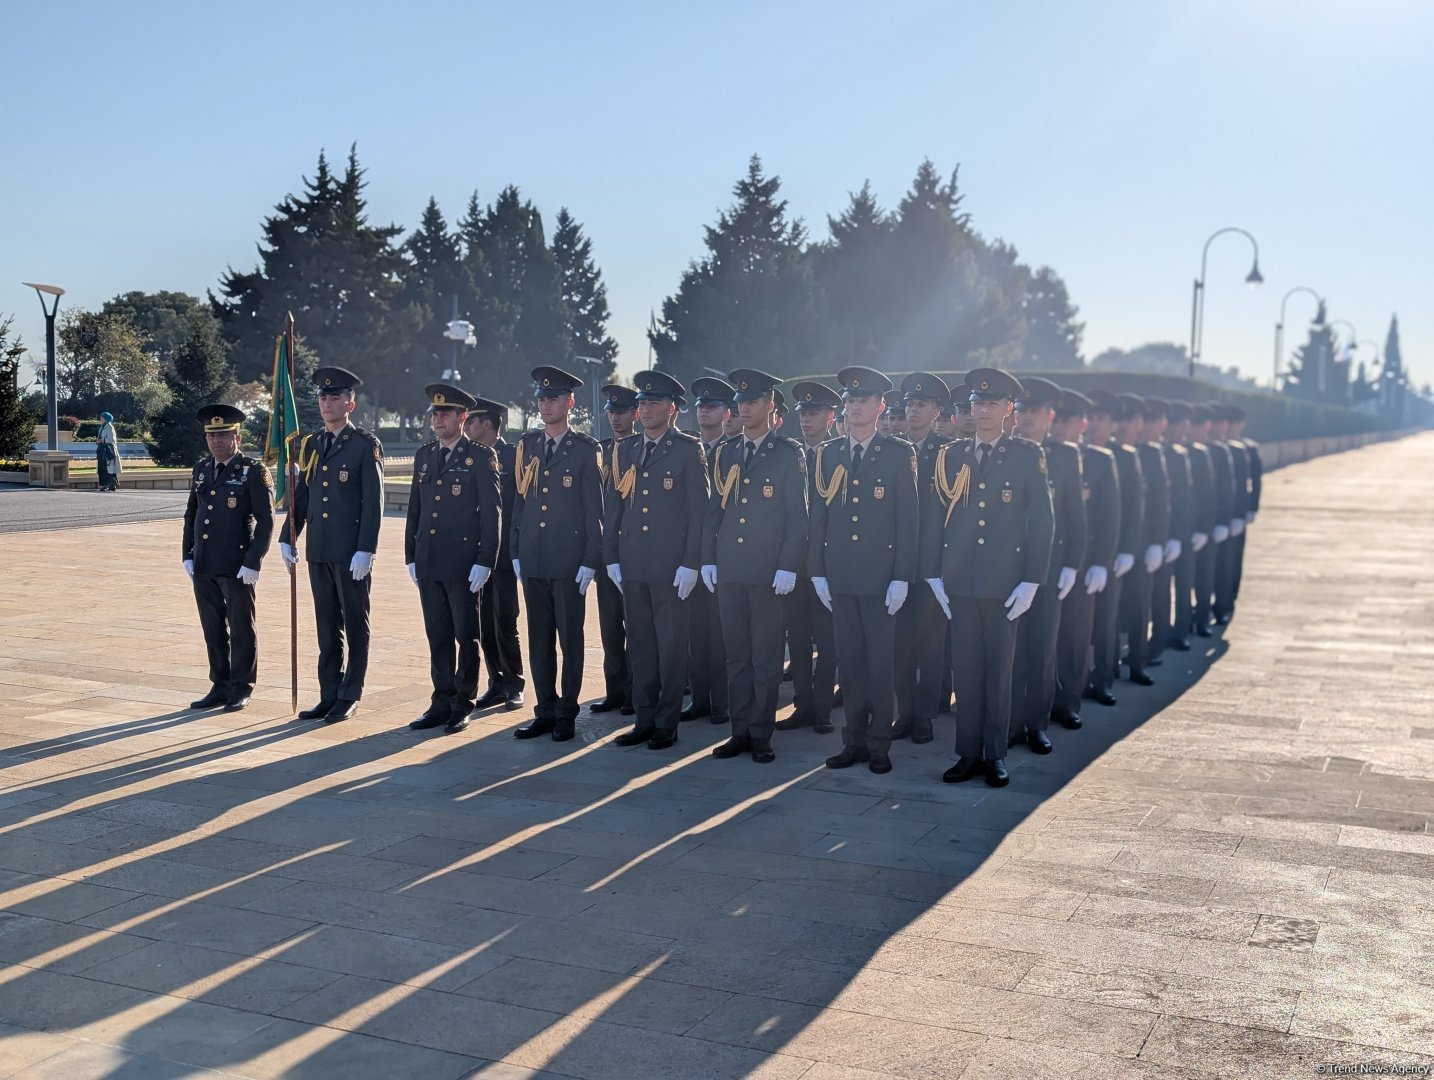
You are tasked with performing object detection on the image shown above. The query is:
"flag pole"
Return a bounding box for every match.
[285,312,298,715]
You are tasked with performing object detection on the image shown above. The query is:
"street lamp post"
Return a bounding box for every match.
[441,295,476,384]
[21,282,64,450]
[1326,320,1357,399]
[1274,285,1322,390]
[1188,227,1263,380]
[572,356,606,435]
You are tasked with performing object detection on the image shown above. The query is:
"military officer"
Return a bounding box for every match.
[510,366,604,742]
[605,371,710,749]
[1153,400,1199,656]
[404,385,501,733]
[278,366,383,723]
[1009,377,1086,754]
[1083,391,1141,704]
[892,372,952,745]
[182,404,274,711]
[591,384,638,715]
[1114,393,1168,685]
[780,380,841,735]
[937,382,977,713]
[465,398,525,711]
[1226,405,1257,610]
[684,376,735,727]
[1204,407,1238,627]
[924,369,1053,787]
[809,366,918,775]
[1182,404,1219,640]
[1143,398,1187,663]
[703,369,808,763]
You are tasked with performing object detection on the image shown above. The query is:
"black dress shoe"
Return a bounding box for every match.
[445,714,471,734]
[514,717,555,739]
[619,703,636,716]
[647,731,678,750]
[612,727,650,747]
[1148,656,1164,667]
[1168,638,1191,652]
[298,700,334,720]
[710,712,730,726]
[588,697,621,714]
[1084,686,1117,707]
[889,717,912,741]
[505,692,525,710]
[813,717,835,734]
[223,695,250,712]
[551,721,576,743]
[190,688,227,710]
[1026,730,1053,754]
[1195,625,1213,638]
[868,749,892,774]
[1128,670,1155,687]
[825,744,869,769]
[324,700,358,723]
[712,737,751,759]
[750,740,775,764]
[910,718,934,744]
[473,687,507,710]
[410,710,450,731]
[943,756,984,784]
[1052,711,1083,731]
[680,703,711,722]
[775,712,812,731]
[985,758,1010,787]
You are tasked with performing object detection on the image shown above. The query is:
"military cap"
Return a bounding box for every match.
[883,389,904,412]
[836,365,893,399]
[633,369,685,401]
[468,396,507,423]
[691,377,735,406]
[530,366,582,398]
[1056,388,1093,419]
[791,380,841,411]
[1165,399,1193,422]
[600,383,639,411]
[900,371,950,405]
[1116,392,1146,419]
[965,367,1023,401]
[312,366,361,392]
[197,403,246,432]
[1226,404,1247,421]
[1014,376,1064,411]
[726,368,781,403]
[424,383,475,412]
[773,388,788,417]
[1087,388,1122,418]
[1141,395,1170,419]
[949,384,973,414]
[1189,403,1214,423]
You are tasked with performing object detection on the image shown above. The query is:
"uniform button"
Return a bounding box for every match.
[642,471,649,478]
[641,525,649,532]
[852,479,861,486]
[540,505,548,511]
[978,501,986,508]
[322,497,329,502]
[851,496,859,503]
[741,497,748,504]
[738,517,746,524]
[851,534,860,541]
[322,465,328,472]
[542,487,549,493]
[435,494,442,501]
[432,512,439,518]
[201,533,208,540]
[539,521,547,528]
[642,489,649,496]
[978,519,986,526]
[322,513,329,519]
[977,537,985,544]
[323,481,329,487]
[743,478,750,485]
[203,518,210,524]
[208,489,215,496]
[737,537,744,543]
[978,482,986,490]
[544,470,551,477]
[207,504,213,510]
[641,507,649,514]
[430,528,436,535]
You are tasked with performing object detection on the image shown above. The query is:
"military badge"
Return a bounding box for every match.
[563,475,573,488]
[1002,489,1013,503]
[227,496,237,509]
[339,470,349,482]
[763,484,774,498]
[874,485,885,500]
[452,484,461,496]
[465,457,473,466]
[663,477,673,490]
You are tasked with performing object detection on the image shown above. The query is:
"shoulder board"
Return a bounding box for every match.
[569,430,600,447]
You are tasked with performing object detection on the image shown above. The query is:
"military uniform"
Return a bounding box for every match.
[1233,425,1261,603]
[1183,406,1219,639]
[1093,421,1144,699]
[593,384,637,713]
[685,376,736,726]
[1123,398,1170,681]
[1222,411,1254,616]
[1151,427,1192,659]
[182,405,274,709]
[1205,426,1238,626]
[477,419,525,705]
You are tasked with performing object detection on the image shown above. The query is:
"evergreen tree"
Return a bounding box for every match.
[812,182,896,361]
[146,315,236,466]
[0,317,32,461]
[1381,314,1405,412]
[1351,360,1375,405]
[552,208,618,380]
[1017,266,1084,370]
[1283,302,1338,404]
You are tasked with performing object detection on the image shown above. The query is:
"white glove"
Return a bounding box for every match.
[279,542,296,570]
[1004,581,1039,622]
[1192,532,1209,552]
[1084,565,1108,595]
[236,566,260,586]
[350,551,375,581]
[1113,553,1135,577]
[1164,539,1181,565]
[926,578,952,620]
[884,580,908,616]
[182,559,195,578]
[772,570,796,595]
[512,559,522,579]
[407,562,419,586]
[674,566,699,600]
[606,563,622,593]
[811,576,833,611]
[1213,524,1230,543]
[469,564,491,593]
[1246,511,1256,526]
[1230,518,1245,538]
[575,566,596,595]
[1057,567,1077,600]
[1143,545,1164,574]
[701,564,718,593]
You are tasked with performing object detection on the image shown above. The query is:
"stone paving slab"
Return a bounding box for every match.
[0,433,1431,1077]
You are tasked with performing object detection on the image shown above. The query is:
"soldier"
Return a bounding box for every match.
[465,397,525,712]
[924,369,1054,787]
[1179,403,1217,641]
[937,382,977,715]
[510,367,604,743]
[1051,390,1119,730]
[1227,405,1259,608]
[683,376,735,727]
[1009,377,1085,754]
[1148,397,1190,662]
[1084,390,1141,706]
[1214,404,1249,622]
[404,385,502,734]
[809,366,918,775]
[1116,394,1168,686]
[779,380,841,735]
[605,371,710,750]
[279,366,383,723]
[182,404,274,711]
[703,369,808,763]
[1205,407,1238,628]
[591,384,638,715]
[892,372,952,745]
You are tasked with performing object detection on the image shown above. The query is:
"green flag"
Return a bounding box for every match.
[264,329,300,507]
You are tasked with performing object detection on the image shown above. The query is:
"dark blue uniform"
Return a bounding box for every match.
[1056,442,1119,721]
[479,437,525,701]
[893,431,952,743]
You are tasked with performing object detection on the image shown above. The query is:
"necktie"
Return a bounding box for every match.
[977,443,990,472]
[642,440,655,469]
[438,446,450,471]
[851,442,864,472]
[320,431,333,457]
[743,440,755,467]
[545,437,556,464]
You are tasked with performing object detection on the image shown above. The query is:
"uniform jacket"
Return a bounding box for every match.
[278,423,383,562]
[702,432,808,585]
[1136,441,1172,548]
[1044,438,1088,582]
[809,433,919,596]
[1244,439,1263,510]
[603,427,709,581]
[919,434,1054,599]
[1226,439,1252,517]
[1079,443,1121,572]
[510,427,604,578]
[1107,439,1145,557]
[1184,442,1218,536]
[1207,440,1237,527]
[1163,441,1194,544]
[910,432,951,496]
[183,452,274,576]
[493,438,517,566]
[404,437,501,581]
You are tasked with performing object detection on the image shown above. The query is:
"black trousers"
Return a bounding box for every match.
[1232,531,1247,600]
[1011,582,1061,737]
[832,593,895,753]
[787,581,835,723]
[1150,561,1174,660]
[894,583,947,725]
[1214,536,1236,619]
[1119,562,1154,675]
[1172,547,1196,644]
[1091,573,1124,692]
[1055,583,1095,718]
[479,566,524,694]
[595,571,631,704]
[523,576,584,722]
[686,581,729,719]
[193,574,257,694]
[308,561,371,702]
[718,583,784,743]
[1195,542,1217,628]
[419,577,480,714]
[625,579,689,735]
[952,596,1018,761]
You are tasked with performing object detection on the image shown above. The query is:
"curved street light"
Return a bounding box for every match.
[21,282,65,451]
[1188,228,1263,379]
[1274,285,1322,389]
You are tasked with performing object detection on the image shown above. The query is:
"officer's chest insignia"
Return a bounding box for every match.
[452,483,462,496]
[663,476,674,490]
[874,485,886,500]
[339,469,350,482]
[465,457,473,466]
[1003,489,1014,503]
[227,496,238,509]
[763,484,774,498]
[420,462,428,475]
[563,475,573,488]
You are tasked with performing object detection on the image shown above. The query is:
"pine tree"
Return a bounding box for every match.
[1283,302,1337,404]
[812,182,895,361]
[146,315,236,466]
[1381,314,1405,413]
[1017,266,1084,370]
[552,208,618,380]
[0,317,32,461]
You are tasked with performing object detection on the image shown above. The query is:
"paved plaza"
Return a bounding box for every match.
[0,434,1431,1079]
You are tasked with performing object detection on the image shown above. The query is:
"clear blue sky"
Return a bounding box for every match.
[4,0,1430,391]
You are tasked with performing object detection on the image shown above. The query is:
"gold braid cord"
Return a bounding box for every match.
[934,444,972,527]
[611,441,636,502]
[513,438,541,499]
[713,443,740,509]
[813,444,847,507]
[297,435,320,482]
